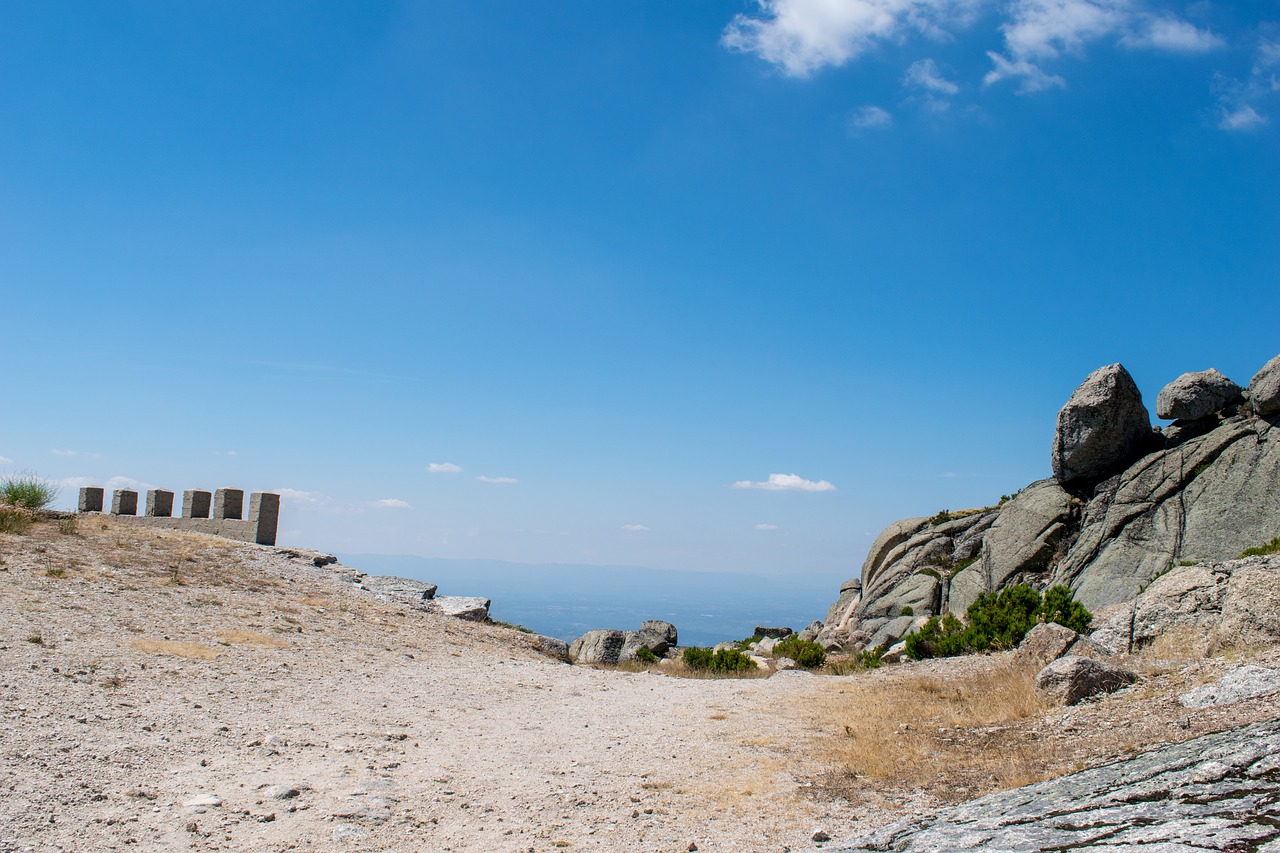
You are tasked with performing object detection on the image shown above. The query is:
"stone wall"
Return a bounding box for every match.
[77,486,280,546]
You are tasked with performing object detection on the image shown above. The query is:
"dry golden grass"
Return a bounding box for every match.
[131,637,221,660]
[809,657,1050,796]
[218,630,290,649]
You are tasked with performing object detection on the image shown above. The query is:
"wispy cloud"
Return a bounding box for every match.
[905,58,960,94]
[754,523,779,530]
[621,523,650,532]
[51,448,78,457]
[1215,34,1279,131]
[375,498,411,509]
[0,456,13,466]
[476,475,518,485]
[428,462,463,473]
[847,104,894,131]
[723,0,1223,97]
[276,488,328,505]
[215,450,239,457]
[732,473,837,492]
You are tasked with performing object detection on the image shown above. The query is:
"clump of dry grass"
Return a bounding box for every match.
[217,630,289,649]
[1138,625,1213,661]
[131,638,221,660]
[810,656,1050,797]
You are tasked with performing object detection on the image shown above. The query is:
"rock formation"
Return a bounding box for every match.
[818,353,1280,649]
[807,719,1280,852]
[568,620,679,665]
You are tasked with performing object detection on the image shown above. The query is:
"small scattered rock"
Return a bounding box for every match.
[812,830,831,842]
[183,794,222,811]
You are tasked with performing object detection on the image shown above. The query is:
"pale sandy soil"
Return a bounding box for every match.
[2,516,1276,853]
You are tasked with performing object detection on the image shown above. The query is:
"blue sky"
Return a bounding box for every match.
[2,1,1277,584]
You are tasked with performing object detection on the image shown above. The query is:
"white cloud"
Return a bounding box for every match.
[754,523,779,530]
[621,523,650,532]
[375,498,411,509]
[723,0,1223,95]
[51,448,77,457]
[0,456,13,466]
[983,50,1067,92]
[905,58,960,93]
[276,488,327,505]
[848,105,894,130]
[216,449,238,457]
[723,0,981,78]
[732,473,837,492]
[476,475,518,485]
[1122,16,1223,52]
[942,471,959,478]
[428,462,463,473]
[1220,104,1267,130]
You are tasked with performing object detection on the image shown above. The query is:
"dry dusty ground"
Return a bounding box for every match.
[1,515,1276,853]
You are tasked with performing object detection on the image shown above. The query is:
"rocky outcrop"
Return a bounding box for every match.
[1251,353,1280,416]
[360,576,438,604]
[821,353,1280,637]
[1156,368,1243,421]
[1034,655,1137,706]
[1180,664,1280,709]
[1087,554,1280,655]
[427,596,490,621]
[807,719,1280,852]
[1018,622,1078,665]
[1051,363,1152,484]
[569,621,679,665]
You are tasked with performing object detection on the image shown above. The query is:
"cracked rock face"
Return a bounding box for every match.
[808,718,1280,852]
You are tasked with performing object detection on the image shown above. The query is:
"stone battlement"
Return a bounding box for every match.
[77,486,280,546]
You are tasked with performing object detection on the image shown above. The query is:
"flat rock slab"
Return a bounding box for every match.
[807,718,1280,852]
[1181,665,1280,709]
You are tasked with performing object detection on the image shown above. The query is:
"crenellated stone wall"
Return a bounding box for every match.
[77,486,280,546]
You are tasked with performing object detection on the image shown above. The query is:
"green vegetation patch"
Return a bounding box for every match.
[682,646,756,673]
[1240,536,1280,559]
[774,635,826,668]
[904,584,1092,661]
[1,473,59,510]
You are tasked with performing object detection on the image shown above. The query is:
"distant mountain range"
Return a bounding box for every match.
[341,553,837,647]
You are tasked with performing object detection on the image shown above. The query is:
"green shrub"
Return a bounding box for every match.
[1038,585,1092,633]
[1,473,59,510]
[634,647,658,664]
[904,613,969,660]
[1240,536,1280,559]
[774,636,826,668]
[929,509,954,526]
[735,634,763,650]
[904,584,1092,660]
[682,646,713,668]
[682,646,756,672]
[489,619,534,634]
[900,605,914,616]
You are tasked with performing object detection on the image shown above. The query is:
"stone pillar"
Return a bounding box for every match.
[146,489,175,518]
[78,487,104,513]
[183,490,212,519]
[111,489,138,516]
[214,488,244,520]
[248,492,281,546]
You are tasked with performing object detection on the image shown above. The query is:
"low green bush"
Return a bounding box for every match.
[774,635,826,668]
[682,646,756,672]
[904,584,1092,660]
[900,605,914,616]
[1240,536,1280,559]
[1,473,59,510]
[634,647,658,663]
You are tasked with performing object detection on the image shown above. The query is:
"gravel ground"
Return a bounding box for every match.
[2,516,1275,853]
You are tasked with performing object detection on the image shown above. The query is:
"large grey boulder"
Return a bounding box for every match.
[804,719,1280,852]
[1155,368,1242,421]
[1250,352,1280,417]
[636,620,678,656]
[569,629,628,665]
[1051,363,1152,484]
[951,480,1074,615]
[1034,655,1137,706]
[1050,416,1280,609]
[528,634,571,663]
